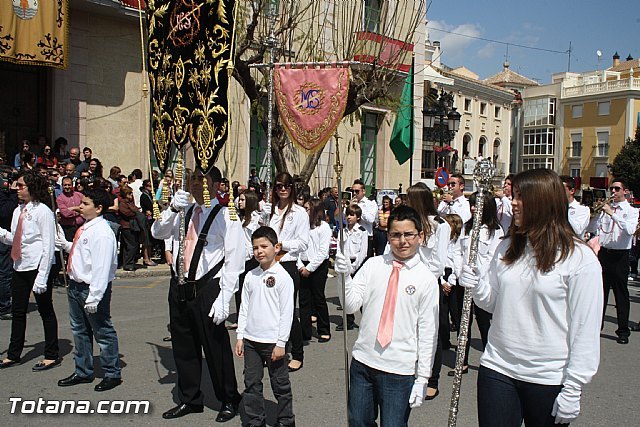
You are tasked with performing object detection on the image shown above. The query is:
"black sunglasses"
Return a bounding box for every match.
[275,183,292,191]
[609,186,622,192]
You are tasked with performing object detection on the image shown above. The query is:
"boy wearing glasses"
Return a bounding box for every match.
[589,178,639,344]
[334,205,439,426]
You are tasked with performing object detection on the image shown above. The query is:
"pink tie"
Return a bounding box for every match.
[10,207,27,262]
[376,260,404,348]
[184,206,202,272]
[67,226,85,273]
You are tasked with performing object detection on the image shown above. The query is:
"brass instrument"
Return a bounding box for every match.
[591,195,615,217]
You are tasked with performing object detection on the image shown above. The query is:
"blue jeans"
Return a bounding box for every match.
[0,243,12,313]
[67,280,121,379]
[477,366,567,427]
[348,358,413,427]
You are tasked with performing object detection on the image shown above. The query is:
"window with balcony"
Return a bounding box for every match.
[596,131,609,157]
[464,98,472,112]
[598,101,610,116]
[480,102,487,116]
[524,98,556,126]
[522,157,554,170]
[523,128,555,156]
[570,133,582,157]
[494,105,501,119]
[478,136,486,156]
[571,104,583,118]
[569,165,581,177]
[363,0,383,33]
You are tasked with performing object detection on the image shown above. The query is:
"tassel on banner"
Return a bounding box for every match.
[203,180,211,208]
[227,185,238,221]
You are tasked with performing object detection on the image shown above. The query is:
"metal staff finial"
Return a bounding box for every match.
[448,157,495,426]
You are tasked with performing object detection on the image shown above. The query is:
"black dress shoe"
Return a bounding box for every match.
[216,401,239,423]
[274,422,296,427]
[617,336,629,344]
[425,387,439,401]
[58,373,94,387]
[32,357,62,371]
[335,323,357,331]
[318,335,331,343]
[94,377,123,392]
[631,323,640,332]
[162,403,204,419]
[0,359,20,369]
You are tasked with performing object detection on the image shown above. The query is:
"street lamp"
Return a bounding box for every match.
[423,88,461,171]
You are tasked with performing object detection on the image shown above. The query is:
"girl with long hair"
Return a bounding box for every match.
[460,169,602,426]
[451,191,503,376]
[0,170,60,370]
[89,158,103,179]
[267,172,309,372]
[231,190,261,326]
[405,182,451,399]
[298,198,332,343]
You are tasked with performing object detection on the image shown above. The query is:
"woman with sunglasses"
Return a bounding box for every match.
[265,172,310,372]
[41,145,58,168]
[460,169,603,425]
[0,170,60,370]
[451,191,503,377]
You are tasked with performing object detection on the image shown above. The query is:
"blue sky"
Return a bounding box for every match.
[426,0,640,83]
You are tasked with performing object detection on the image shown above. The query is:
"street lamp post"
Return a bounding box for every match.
[423,88,461,172]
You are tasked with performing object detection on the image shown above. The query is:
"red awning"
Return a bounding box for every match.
[120,0,146,9]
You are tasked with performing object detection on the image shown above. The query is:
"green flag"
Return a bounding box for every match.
[390,65,414,165]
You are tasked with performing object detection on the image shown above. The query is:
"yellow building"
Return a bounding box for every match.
[558,53,640,186]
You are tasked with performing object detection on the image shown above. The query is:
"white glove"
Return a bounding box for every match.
[448,273,458,286]
[551,383,581,424]
[459,265,480,289]
[210,297,229,325]
[32,282,47,294]
[408,378,427,408]
[171,190,191,211]
[84,302,99,314]
[262,202,272,216]
[55,225,70,252]
[334,251,352,275]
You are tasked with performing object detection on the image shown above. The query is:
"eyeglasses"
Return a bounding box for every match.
[352,189,363,194]
[275,183,291,191]
[388,231,420,241]
[609,186,622,192]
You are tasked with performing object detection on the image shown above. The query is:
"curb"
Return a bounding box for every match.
[114,266,172,279]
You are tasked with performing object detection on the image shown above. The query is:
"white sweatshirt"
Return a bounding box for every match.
[473,238,602,388]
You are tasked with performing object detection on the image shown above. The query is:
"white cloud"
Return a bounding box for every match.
[427,21,483,62]
[477,43,495,60]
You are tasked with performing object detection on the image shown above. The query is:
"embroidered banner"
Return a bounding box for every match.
[274,65,350,154]
[147,0,235,174]
[0,1,68,68]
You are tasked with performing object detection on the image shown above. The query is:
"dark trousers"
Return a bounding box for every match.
[299,259,330,338]
[367,236,374,258]
[452,286,491,366]
[280,261,303,362]
[242,339,295,426]
[120,228,138,269]
[61,224,79,242]
[429,280,452,388]
[168,277,241,407]
[599,247,630,338]
[8,269,59,361]
[235,258,259,313]
[477,366,567,427]
[373,228,387,256]
[0,242,12,313]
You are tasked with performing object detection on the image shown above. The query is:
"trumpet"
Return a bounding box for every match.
[433,187,451,202]
[591,195,615,217]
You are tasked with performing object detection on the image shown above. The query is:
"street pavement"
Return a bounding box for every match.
[1,270,639,426]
